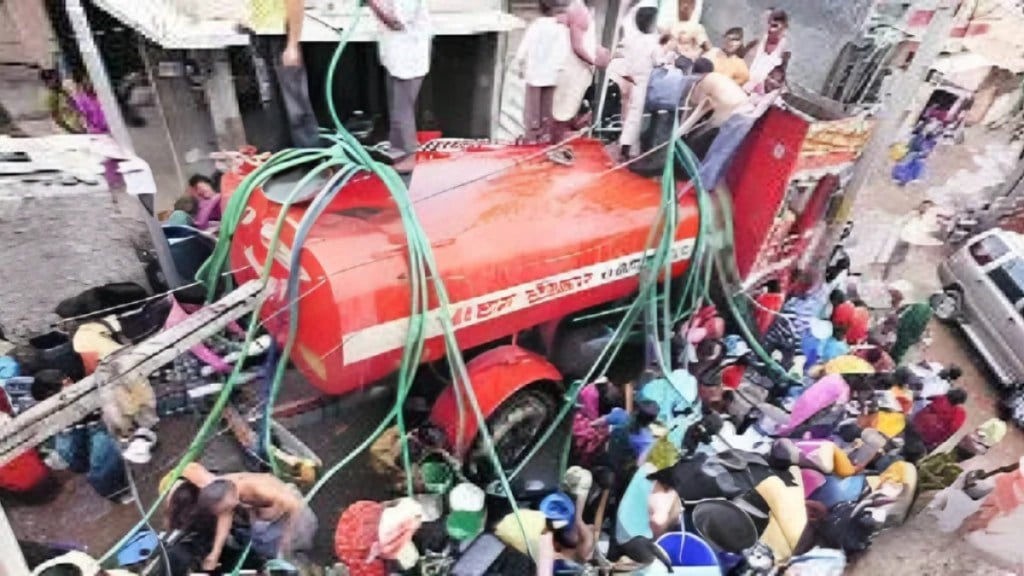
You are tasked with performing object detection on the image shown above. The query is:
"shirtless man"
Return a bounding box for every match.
[183,462,317,570]
[682,71,779,188]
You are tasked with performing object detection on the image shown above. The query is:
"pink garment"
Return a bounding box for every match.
[376,499,422,562]
[989,468,1024,517]
[572,384,609,466]
[580,384,600,419]
[72,91,108,134]
[778,375,850,435]
[162,297,242,373]
[801,469,826,499]
[193,194,223,230]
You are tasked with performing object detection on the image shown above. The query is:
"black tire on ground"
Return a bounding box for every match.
[930,287,962,322]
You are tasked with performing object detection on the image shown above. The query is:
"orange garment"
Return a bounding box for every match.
[892,387,913,414]
[712,53,750,85]
[754,292,785,335]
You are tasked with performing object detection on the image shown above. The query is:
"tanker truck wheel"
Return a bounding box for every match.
[465,385,558,484]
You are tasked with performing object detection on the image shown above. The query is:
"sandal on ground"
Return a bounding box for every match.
[123,428,158,465]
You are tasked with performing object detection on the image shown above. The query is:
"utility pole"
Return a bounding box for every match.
[64,0,135,153]
[837,0,958,223]
[0,503,29,576]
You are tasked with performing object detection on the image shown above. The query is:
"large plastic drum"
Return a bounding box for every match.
[691,500,759,554]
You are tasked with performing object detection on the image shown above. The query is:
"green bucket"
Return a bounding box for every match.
[420,460,453,494]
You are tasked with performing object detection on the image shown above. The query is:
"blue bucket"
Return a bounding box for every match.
[117,530,159,567]
[656,532,722,575]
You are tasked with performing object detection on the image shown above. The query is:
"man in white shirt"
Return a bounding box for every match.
[743,9,791,93]
[657,0,703,36]
[513,2,570,144]
[368,0,432,174]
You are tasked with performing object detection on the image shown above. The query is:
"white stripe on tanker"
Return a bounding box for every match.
[340,239,696,365]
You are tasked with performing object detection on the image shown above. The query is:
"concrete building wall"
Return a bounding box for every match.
[701,0,876,93]
[0,182,152,340]
[0,0,56,68]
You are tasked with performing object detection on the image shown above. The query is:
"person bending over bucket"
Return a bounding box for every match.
[184,462,318,570]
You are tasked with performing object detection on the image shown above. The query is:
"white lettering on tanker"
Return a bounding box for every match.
[342,239,695,365]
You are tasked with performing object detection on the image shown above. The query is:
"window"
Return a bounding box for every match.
[970,235,1010,265]
[987,258,1024,305]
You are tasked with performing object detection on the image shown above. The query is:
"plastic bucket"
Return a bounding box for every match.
[417,131,442,145]
[691,500,758,553]
[29,330,84,380]
[163,225,215,285]
[655,532,721,575]
[420,460,453,494]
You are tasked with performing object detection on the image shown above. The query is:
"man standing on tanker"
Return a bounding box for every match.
[251,0,321,148]
[368,0,432,175]
[549,0,610,164]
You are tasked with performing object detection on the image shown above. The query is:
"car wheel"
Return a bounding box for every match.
[930,289,961,322]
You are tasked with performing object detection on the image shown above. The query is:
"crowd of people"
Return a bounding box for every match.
[511,1,792,172]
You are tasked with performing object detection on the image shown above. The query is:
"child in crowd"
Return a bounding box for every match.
[514,0,570,144]
[167,195,199,228]
[616,0,662,159]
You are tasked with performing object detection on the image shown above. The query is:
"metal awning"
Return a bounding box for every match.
[90,0,524,50]
[90,0,249,50]
[298,8,524,43]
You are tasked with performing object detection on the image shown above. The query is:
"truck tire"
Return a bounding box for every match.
[465,385,557,483]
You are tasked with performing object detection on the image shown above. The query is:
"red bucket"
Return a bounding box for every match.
[417,131,442,145]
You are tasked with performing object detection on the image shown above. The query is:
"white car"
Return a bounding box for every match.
[932,228,1024,387]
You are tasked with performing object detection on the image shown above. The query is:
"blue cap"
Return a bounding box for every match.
[540,491,576,530]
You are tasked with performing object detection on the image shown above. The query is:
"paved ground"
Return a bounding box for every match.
[843,124,1024,574]
[848,321,1024,575]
